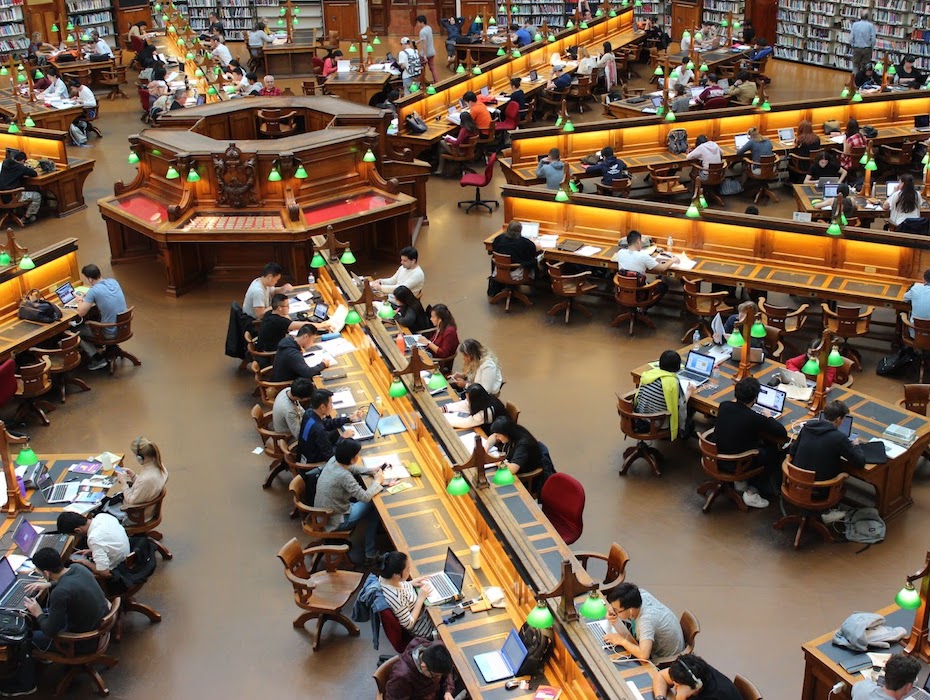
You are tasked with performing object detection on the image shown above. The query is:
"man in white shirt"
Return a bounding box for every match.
[69,79,97,110]
[210,36,233,67]
[86,31,113,59]
[57,511,130,579]
[372,246,425,296]
[416,14,438,83]
[243,261,293,319]
[613,230,678,300]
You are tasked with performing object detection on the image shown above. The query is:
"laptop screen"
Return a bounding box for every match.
[650,95,663,108]
[684,351,714,377]
[734,134,750,150]
[916,115,930,129]
[480,86,489,97]
[55,282,76,305]
[11,520,37,555]
[443,548,466,590]
[529,69,538,82]
[823,182,839,198]
[501,629,529,673]
[778,127,795,141]
[0,558,15,594]
[313,303,328,319]
[364,403,381,433]
[336,59,351,72]
[754,385,786,413]
[820,413,853,436]
[886,181,899,197]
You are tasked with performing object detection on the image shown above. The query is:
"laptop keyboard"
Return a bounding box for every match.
[1,581,30,609]
[48,483,76,502]
[36,534,68,553]
[352,423,374,440]
[428,574,457,600]
[679,370,708,383]
[586,619,611,646]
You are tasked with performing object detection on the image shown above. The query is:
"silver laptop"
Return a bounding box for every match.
[474,628,529,683]
[424,548,466,604]
[677,350,715,386]
[344,403,380,441]
[55,282,81,309]
[586,618,613,648]
[780,368,814,387]
[915,115,930,132]
[734,133,750,150]
[480,86,489,97]
[817,176,840,190]
[44,481,80,504]
[777,127,795,145]
[823,182,840,198]
[0,558,39,611]
[752,385,786,417]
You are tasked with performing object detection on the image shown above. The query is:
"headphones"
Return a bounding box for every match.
[678,658,703,691]
[132,436,145,463]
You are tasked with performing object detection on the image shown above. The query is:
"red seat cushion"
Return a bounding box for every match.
[460,173,487,187]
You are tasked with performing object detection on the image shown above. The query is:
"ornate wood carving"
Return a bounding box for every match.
[213,143,259,208]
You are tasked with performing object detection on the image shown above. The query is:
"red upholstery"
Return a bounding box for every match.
[702,97,730,109]
[460,153,497,188]
[130,35,145,53]
[540,473,585,544]
[0,359,16,405]
[495,100,520,131]
[379,608,413,653]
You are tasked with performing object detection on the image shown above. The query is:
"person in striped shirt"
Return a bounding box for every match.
[378,552,436,639]
[635,350,695,439]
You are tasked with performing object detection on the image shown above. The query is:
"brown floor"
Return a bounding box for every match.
[12,54,927,699]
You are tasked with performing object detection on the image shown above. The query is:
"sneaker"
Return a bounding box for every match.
[0,685,37,696]
[742,490,770,509]
[822,508,846,524]
[87,357,108,371]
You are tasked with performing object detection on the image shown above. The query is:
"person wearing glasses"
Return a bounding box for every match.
[602,582,684,661]
[652,654,741,700]
[384,638,455,700]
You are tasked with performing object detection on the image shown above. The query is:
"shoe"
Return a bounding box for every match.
[87,357,108,371]
[822,509,846,524]
[742,490,769,509]
[0,685,37,696]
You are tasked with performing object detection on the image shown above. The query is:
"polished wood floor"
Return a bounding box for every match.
[14,52,926,699]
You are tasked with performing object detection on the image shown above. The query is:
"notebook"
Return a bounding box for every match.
[734,134,750,150]
[344,403,381,441]
[886,180,900,197]
[474,629,529,683]
[677,350,715,386]
[752,385,786,417]
[423,548,466,604]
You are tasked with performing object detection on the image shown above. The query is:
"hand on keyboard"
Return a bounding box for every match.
[24,580,50,596]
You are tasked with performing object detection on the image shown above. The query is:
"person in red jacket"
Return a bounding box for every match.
[785,338,837,387]
[384,638,456,700]
[423,304,459,360]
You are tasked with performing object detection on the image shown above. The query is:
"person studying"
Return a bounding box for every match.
[602,582,685,662]
[613,231,678,301]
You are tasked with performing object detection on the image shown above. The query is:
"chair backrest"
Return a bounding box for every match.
[0,358,17,404]
[572,75,592,96]
[301,80,317,95]
[750,154,778,178]
[91,307,134,344]
[491,252,522,286]
[825,304,870,336]
[258,109,297,135]
[546,263,589,297]
[761,324,782,358]
[278,536,310,581]
[781,459,848,509]
[614,272,661,309]
[501,99,520,124]
[703,161,727,185]
[373,655,400,699]
[53,331,83,373]
[733,674,763,700]
[698,429,760,481]
[122,487,166,533]
[682,277,728,317]
[518,97,536,126]
[504,400,520,422]
[680,610,700,654]
[49,597,121,659]
[904,314,930,351]
[16,356,51,397]
[616,390,670,440]
[378,609,413,653]
[902,384,930,415]
[759,296,808,334]
[702,96,729,110]
[479,153,497,185]
[603,542,630,585]
[540,473,585,544]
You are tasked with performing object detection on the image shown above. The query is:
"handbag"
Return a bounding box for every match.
[823,120,842,134]
[404,112,428,134]
[18,289,63,324]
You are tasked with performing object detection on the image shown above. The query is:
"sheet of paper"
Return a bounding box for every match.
[778,383,813,402]
[303,349,338,368]
[288,299,311,314]
[576,245,603,257]
[705,344,732,363]
[867,652,892,668]
[669,252,697,271]
[538,235,559,249]
[295,291,313,301]
[331,387,356,410]
[319,337,357,357]
[363,453,410,480]
[6,555,28,572]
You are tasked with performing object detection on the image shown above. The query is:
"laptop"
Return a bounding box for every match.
[528,69,539,82]
[677,350,715,386]
[886,180,900,197]
[309,303,329,323]
[650,95,663,108]
[474,629,529,683]
[423,548,466,604]
[336,59,351,73]
[820,412,856,440]
[717,78,730,89]
[55,282,81,309]
[915,114,930,132]
[44,481,80,504]
[480,86,489,97]
[344,403,381,441]
[0,558,39,611]
[752,385,787,417]
[11,520,69,558]
[823,182,840,198]
[817,176,840,190]
[780,368,814,388]
[734,133,751,150]
[777,127,796,145]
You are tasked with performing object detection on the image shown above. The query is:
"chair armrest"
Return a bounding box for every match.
[820,302,835,318]
[302,543,351,557]
[700,289,730,301]
[560,269,594,282]
[574,551,607,568]
[718,448,760,461]
[787,303,810,319]
[819,472,850,487]
[860,306,875,318]
[900,311,914,330]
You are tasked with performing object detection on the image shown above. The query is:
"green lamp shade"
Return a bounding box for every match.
[554,189,570,202]
[446,474,470,496]
[207,86,217,95]
[562,120,575,132]
[15,446,37,466]
[475,15,482,23]
[751,96,761,106]
[497,47,506,56]
[378,303,396,319]
[801,356,820,375]
[489,16,497,25]
[686,60,695,70]
[888,64,897,75]
[294,165,308,179]
[547,33,555,42]
[186,51,195,60]
[859,152,869,165]
[526,602,554,629]
[152,149,161,156]
[566,20,574,28]
[555,116,562,127]
[310,251,326,268]
[534,32,542,41]
[366,44,373,52]
[727,330,745,348]
[569,180,579,193]
[427,370,447,391]
[851,93,863,103]
[580,21,588,28]
[0,251,10,266]
[720,19,728,26]
[865,159,877,171]
[655,105,664,115]
[579,592,607,620]
[349,43,357,52]
[827,347,844,368]
[292,18,299,26]
[665,110,676,122]
[923,154,929,166]
[168,25,176,34]
[699,63,709,72]
[733,20,741,28]
[826,221,842,236]
[15,74,25,83]
[177,38,185,46]
[456,64,465,73]
[840,213,848,226]
[512,49,521,58]
[634,0,642,6]
[154,2,161,10]
[6,122,19,134]
[18,255,34,270]
[610,8,618,15]
[340,248,356,265]
[345,309,362,325]
[165,165,180,179]
[66,20,74,30]
[760,101,771,111]
[277,18,285,26]
[195,68,204,76]
[750,321,767,338]
[840,87,850,98]
[472,66,482,75]
[653,66,664,76]
[51,23,58,32]
[363,149,377,163]
[409,83,420,93]
[0,67,7,76]
[499,3,506,12]
[896,583,921,610]
[160,15,167,22]
[279,7,286,15]
[268,168,282,182]
[373,36,381,44]
[694,31,703,40]
[596,8,603,16]
[698,195,708,208]
[492,466,515,485]
[669,70,679,79]
[685,203,700,218]
[186,168,201,182]
[426,85,437,94]
[388,378,408,398]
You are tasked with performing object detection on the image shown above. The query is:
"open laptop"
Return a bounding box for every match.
[780,368,814,387]
[0,557,40,611]
[915,114,930,132]
[753,385,787,417]
[823,182,840,198]
[12,520,69,558]
[344,403,381,441]
[677,350,715,386]
[734,133,751,150]
[527,69,539,83]
[480,86,489,98]
[474,629,529,683]
[820,412,856,441]
[55,281,81,309]
[423,548,466,604]
[44,481,81,504]
[886,180,900,197]
[817,176,840,191]
[309,303,329,323]
[336,59,351,73]
[777,127,796,145]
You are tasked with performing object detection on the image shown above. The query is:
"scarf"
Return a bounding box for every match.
[636,368,681,438]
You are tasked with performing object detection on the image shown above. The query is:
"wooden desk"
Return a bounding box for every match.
[454,40,509,68]
[263,41,319,77]
[629,344,930,519]
[665,48,751,74]
[0,90,84,133]
[790,183,930,228]
[323,71,391,106]
[51,57,116,81]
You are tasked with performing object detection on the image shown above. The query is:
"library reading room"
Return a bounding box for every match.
[0,0,928,698]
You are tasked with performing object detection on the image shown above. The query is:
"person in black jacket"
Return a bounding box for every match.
[583,146,628,189]
[271,324,331,382]
[394,285,430,332]
[297,389,363,463]
[714,377,788,507]
[491,220,540,282]
[256,294,304,363]
[0,151,41,223]
[487,415,541,475]
[790,400,865,482]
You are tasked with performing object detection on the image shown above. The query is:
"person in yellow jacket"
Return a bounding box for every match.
[635,350,695,439]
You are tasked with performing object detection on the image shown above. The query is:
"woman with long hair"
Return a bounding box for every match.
[423,304,459,359]
[393,285,430,332]
[884,173,925,226]
[111,436,168,520]
[450,339,503,395]
[377,551,435,638]
[487,416,542,474]
[442,384,507,432]
[434,111,478,177]
[794,120,821,157]
[841,118,866,171]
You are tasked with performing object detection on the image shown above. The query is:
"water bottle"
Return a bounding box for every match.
[692,330,701,350]
[667,235,674,252]
[307,272,315,292]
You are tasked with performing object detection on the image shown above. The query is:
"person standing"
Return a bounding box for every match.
[415,15,438,83]
[398,37,423,93]
[849,10,876,73]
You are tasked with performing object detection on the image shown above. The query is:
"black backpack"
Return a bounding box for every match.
[300,466,324,505]
[515,623,553,677]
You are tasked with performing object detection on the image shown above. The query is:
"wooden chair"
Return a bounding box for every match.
[697,429,762,513]
[0,188,28,228]
[517,467,544,499]
[681,277,734,342]
[898,384,930,462]
[504,400,520,423]
[476,115,499,157]
[278,438,318,482]
[595,177,632,197]
[33,597,120,697]
[699,162,727,206]
[288,475,352,557]
[648,164,689,200]
[758,296,808,357]
[747,56,769,85]
[537,92,568,122]
[611,271,664,336]
[654,610,701,668]
[900,313,930,382]
[621,83,645,99]
[122,488,172,560]
[616,390,671,477]
[788,149,821,183]
[301,79,318,95]
[248,45,264,74]
[575,542,630,594]
[245,330,276,367]
[85,307,141,375]
[877,139,917,181]
[744,154,782,204]
[99,64,129,100]
[760,324,784,361]
[277,537,363,651]
[82,101,103,138]
[545,262,597,324]
[701,96,730,110]
[773,459,848,549]
[257,108,298,138]
[251,404,292,488]
[518,97,536,128]
[373,655,400,699]
[30,331,89,402]
[569,75,594,113]
[733,674,763,700]
[488,252,533,311]
[250,361,289,407]
[14,355,54,426]
[821,303,873,371]
[62,68,92,87]
[106,549,161,642]
[438,135,479,179]
[834,356,855,388]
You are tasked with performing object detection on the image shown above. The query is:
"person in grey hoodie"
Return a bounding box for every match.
[789,400,866,483]
[536,148,565,190]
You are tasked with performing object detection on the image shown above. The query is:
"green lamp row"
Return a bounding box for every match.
[0,250,34,269]
[525,590,607,630]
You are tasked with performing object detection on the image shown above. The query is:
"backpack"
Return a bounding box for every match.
[667,129,688,155]
[844,508,885,545]
[877,347,916,376]
[70,122,88,146]
[402,48,422,78]
[300,466,323,506]
[514,622,553,677]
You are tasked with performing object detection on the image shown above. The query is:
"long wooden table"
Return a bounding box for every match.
[0,89,84,133]
[324,70,391,106]
[263,41,319,77]
[791,183,930,228]
[629,344,930,519]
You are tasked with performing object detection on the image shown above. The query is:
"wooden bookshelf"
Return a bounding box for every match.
[0,0,26,56]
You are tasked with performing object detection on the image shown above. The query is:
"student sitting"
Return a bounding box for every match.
[434,112,478,177]
[790,400,865,482]
[727,70,757,105]
[486,415,545,475]
[669,84,691,114]
[652,654,742,700]
[491,220,541,282]
[449,338,503,395]
[603,582,685,662]
[421,304,459,359]
[377,552,436,639]
[442,384,507,432]
[583,146,629,189]
[393,285,430,332]
[785,338,837,387]
[272,377,313,439]
[635,349,694,439]
[297,389,363,463]
[384,639,455,700]
[536,147,566,190]
[804,152,847,184]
